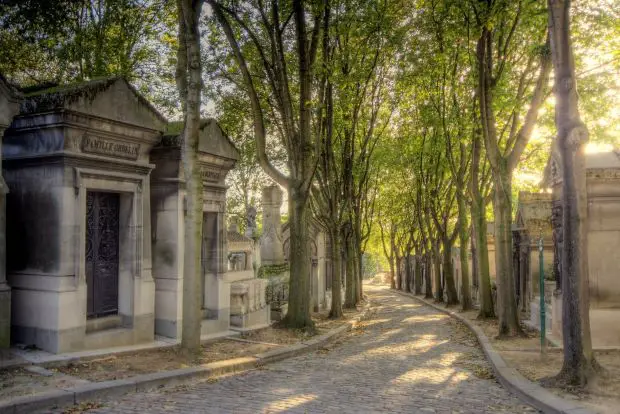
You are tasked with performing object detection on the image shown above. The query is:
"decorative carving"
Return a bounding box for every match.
[201,166,221,182]
[86,191,120,319]
[82,134,140,160]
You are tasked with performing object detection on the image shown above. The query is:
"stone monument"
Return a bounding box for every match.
[259,185,290,320]
[150,118,239,339]
[0,74,20,348]
[226,221,270,330]
[4,77,165,353]
[245,205,257,238]
[260,185,284,265]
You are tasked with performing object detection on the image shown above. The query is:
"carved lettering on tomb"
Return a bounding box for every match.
[201,167,221,182]
[82,135,140,160]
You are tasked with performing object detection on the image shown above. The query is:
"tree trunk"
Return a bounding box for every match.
[177,0,204,353]
[473,197,495,318]
[414,252,423,295]
[389,256,396,289]
[404,253,413,293]
[354,235,363,302]
[493,170,522,336]
[283,188,314,329]
[433,244,443,302]
[344,230,357,308]
[458,197,473,310]
[442,238,459,306]
[354,220,364,301]
[329,228,343,318]
[395,254,402,291]
[548,0,596,385]
[424,253,433,299]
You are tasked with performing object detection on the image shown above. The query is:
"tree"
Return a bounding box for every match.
[175,0,204,352]
[474,0,552,336]
[0,0,177,115]
[547,0,596,386]
[209,0,328,330]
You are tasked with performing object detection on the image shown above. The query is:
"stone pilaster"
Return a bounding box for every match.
[0,74,20,348]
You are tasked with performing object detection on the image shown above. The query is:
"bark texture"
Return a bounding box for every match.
[177,0,204,352]
[548,0,596,386]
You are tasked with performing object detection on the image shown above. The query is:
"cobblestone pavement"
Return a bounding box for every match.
[54,285,537,413]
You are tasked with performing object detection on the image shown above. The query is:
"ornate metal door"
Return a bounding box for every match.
[86,191,120,319]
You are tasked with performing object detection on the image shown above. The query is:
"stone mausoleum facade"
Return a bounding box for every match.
[0,76,253,354]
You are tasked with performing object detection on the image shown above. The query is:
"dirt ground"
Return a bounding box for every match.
[0,303,366,403]
[458,308,620,414]
[53,340,278,382]
[0,366,89,400]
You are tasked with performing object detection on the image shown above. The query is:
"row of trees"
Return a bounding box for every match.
[371,0,615,386]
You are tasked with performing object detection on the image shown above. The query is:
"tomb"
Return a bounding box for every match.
[543,149,620,346]
[3,78,166,353]
[150,119,239,339]
[258,186,290,320]
[282,218,330,313]
[0,74,20,348]
[226,221,270,330]
[510,192,554,330]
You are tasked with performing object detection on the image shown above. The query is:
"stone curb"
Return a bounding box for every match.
[394,290,596,414]
[0,301,374,414]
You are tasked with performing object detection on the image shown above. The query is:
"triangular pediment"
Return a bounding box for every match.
[20,77,166,132]
[162,119,240,162]
[198,119,239,161]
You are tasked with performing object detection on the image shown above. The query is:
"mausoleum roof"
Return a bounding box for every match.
[162,118,240,161]
[18,76,168,127]
[541,149,620,187]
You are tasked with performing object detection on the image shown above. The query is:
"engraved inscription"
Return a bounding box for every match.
[201,167,220,181]
[82,135,140,160]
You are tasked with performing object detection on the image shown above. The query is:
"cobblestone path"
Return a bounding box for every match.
[61,286,537,413]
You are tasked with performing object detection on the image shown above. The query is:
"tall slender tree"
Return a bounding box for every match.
[175,0,204,352]
[474,0,552,336]
[547,0,596,386]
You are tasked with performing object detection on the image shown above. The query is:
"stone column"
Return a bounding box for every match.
[260,185,284,265]
[0,126,10,348]
[0,76,19,348]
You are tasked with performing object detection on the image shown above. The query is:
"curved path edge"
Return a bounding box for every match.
[0,302,374,414]
[394,290,595,414]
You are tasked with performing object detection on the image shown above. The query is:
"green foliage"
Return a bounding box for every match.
[257,264,290,279]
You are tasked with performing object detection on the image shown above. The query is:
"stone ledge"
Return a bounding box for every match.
[0,300,374,414]
[394,290,596,414]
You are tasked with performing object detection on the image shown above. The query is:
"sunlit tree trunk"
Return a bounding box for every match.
[328,228,343,318]
[548,0,596,385]
[176,0,204,352]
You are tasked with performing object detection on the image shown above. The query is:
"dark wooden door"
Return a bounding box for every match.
[86,191,120,319]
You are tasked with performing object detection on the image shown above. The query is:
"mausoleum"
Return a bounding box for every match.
[150,119,239,339]
[3,78,166,353]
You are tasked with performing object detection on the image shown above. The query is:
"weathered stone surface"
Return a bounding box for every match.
[150,119,239,340]
[259,185,284,266]
[3,77,164,353]
[0,73,21,349]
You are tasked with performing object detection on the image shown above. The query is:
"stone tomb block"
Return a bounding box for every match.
[150,119,239,339]
[3,78,166,353]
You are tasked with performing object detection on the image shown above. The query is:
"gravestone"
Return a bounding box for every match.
[0,74,20,348]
